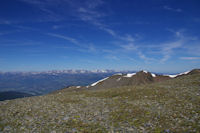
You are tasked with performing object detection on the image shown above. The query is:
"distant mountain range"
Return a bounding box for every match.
[0,69,131,75]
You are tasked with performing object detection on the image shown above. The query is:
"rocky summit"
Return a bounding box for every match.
[0,69,200,132]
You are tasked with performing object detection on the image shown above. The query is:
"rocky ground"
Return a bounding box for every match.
[0,73,200,132]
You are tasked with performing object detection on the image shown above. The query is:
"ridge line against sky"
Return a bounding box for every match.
[0,0,200,73]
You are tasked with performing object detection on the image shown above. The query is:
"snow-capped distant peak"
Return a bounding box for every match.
[123,73,136,78]
[91,77,109,86]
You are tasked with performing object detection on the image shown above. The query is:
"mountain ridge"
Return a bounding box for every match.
[68,69,200,90]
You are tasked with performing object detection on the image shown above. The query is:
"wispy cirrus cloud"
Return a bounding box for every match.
[4,41,43,47]
[47,33,98,54]
[182,42,200,56]
[58,0,149,62]
[19,0,74,22]
[0,19,22,25]
[77,44,98,53]
[0,30,20,36]
[78,8,149,61]
[19,0,133,43]
[78,3,156,63]
[180,57,200,60]
[104,55,119,61]
[160,39,183,63]
[156,29,200,63]
[19,0,105,22]
[119,43,137,51]
[0,19,12,25]
[193,18,200,23]
[70,0,138,44]
[19,0,192,64]
[163,5,182,12]
[138,51,155,62]
[47,33,80,46]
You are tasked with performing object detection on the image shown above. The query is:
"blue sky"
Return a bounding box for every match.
[0,0,200,73]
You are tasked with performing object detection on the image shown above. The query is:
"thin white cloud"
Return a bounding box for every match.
[138,51,156,62]
[0,30,20,36]
[159,30,186,63]
[77,44,97,53]
[193,18,200,23]
[19,0,68,21]
[78,7,104,18]
[14,25,40,31]
[0,19,22,25]
[0,20,11,25]
[120,34,135,42]
[120,43,137,51]
[105,55,119,60]
[78,9,138,45]
[52,25,60,29]
[47,33,99,54]
[180,57,200,60]
[47,33,80,46]
[126,57,136,61]
[161,39,183,61]
[102,28,117,37]
[160,54,170,63]
[183,43,200,56]
[163,5,182,12]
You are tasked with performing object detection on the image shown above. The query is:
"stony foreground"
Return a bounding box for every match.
[0,74,200,132]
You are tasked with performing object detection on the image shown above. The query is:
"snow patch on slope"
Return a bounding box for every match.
[168,75,178,78]
[151,73,156,77]
[179,71,190,75]
[91,77,109,86]
[123,73,136,78]
[166,70,190,78]
[142,70,148,73]
[116,77,121,81]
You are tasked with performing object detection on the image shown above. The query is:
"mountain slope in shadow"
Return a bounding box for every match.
[0,91,33,101]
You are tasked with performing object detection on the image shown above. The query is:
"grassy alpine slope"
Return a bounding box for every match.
[0,73,200,132]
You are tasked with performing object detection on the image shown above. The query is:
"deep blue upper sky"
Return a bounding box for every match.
[0,0,200,73]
